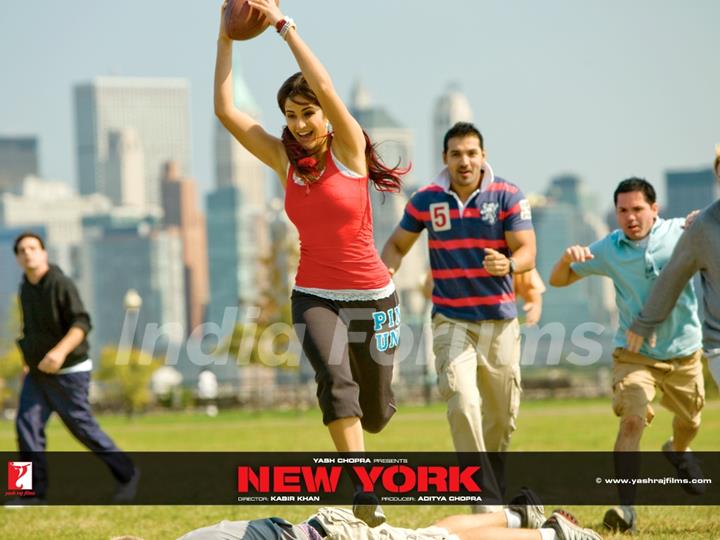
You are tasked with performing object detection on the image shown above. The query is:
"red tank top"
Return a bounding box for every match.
[284,152,391,290]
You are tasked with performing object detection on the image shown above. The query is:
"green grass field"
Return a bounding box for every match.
[1,398,719,539]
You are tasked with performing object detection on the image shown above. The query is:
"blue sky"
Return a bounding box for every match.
[1,0,718,211]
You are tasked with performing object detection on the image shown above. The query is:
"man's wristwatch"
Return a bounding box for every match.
[508,258,517,274]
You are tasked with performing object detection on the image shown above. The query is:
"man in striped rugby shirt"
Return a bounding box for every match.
[382,122,536,465]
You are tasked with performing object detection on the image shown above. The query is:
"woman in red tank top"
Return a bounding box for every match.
[214,1,409,523]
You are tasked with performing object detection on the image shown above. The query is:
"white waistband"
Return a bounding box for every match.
[294,281,396,301]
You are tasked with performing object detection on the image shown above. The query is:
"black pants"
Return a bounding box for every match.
[291,290,400,433]
[16,370,134,497]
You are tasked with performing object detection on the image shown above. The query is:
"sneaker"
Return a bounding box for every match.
[602,505,636,533]
[508,487,545,529]
[352,490,386,528]
[113,467,141,503]
[3,496,48,509]
[662,439,707,495]
[544,510,603,540]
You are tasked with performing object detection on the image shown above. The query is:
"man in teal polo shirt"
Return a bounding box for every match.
[549,177,704,534]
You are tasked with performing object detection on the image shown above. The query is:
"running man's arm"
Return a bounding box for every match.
[488,187,535,276]
[549,245,594,287]
[483,229,536,276]
[627,224,701,352]
[38,327,86,374]
[383,194,427,275]
[214,4,287,178]
[506,229,536,273]
[381,226,421,276]
[248,0,367,174]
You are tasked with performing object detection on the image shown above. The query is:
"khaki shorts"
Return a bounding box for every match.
[612,348,705,427]
[313,507,458,540]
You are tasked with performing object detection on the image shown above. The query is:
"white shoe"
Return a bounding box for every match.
[508,487,545,529]
[544,510,603,540]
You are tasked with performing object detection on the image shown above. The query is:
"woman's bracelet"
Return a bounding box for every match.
[274,16,296,40]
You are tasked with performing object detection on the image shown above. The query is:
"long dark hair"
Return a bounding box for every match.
[277,72,408,192]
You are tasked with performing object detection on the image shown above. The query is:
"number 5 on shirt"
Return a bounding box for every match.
[430,202,451,232]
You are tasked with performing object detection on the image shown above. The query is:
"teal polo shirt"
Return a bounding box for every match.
[571,217,702,360]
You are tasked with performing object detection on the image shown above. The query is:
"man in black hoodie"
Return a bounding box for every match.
[10,232,137,504]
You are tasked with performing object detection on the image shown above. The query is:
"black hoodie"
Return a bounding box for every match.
[16,264,92,372]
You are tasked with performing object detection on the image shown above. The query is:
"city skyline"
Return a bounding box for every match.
[74,77,191,209]
[0,0,718,359]
[1,1,718,213]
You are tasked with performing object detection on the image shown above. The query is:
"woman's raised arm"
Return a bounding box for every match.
[214,2,288,180]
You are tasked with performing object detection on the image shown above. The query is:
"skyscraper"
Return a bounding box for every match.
[432,83,473,175]
[161,161,209,334]
[664,167,719,218]
[206,187,270,324]
[81,212,186,351]
[106,127,146,208]
[0,136,39,194]
[74,77,190,209]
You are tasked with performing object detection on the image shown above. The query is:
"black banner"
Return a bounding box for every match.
[2,452,718,505]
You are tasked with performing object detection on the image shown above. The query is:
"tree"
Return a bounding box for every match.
[220,315,300,369]
[0,296,24,408]
[95,346,160,417]
[0,347,24,409]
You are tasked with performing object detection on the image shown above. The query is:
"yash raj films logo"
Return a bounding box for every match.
[237,462,483,503]
[7,461,34,495]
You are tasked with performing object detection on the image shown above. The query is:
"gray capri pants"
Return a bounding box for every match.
[291,290,400,433]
